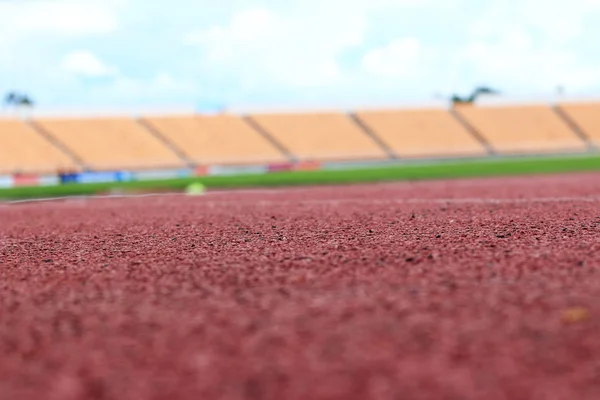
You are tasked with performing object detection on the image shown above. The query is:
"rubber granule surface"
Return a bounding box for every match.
[1,172,600,400]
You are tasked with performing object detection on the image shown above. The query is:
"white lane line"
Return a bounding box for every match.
[203,196,600,207]
[1,192,184,205]
[0,185,331,205]
[1,190,600,208]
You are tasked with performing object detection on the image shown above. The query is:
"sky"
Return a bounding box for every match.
[1,0,600,111]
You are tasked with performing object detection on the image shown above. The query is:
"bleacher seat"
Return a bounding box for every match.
[557,102,600,147]
[455,105,587,154]
[354,108,487,157]
[249,112,388,161]
[0,119,76,174]
[35,117,184,170]
[142,115,287,165]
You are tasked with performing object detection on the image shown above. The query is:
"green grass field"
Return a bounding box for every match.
[2,154,600,200]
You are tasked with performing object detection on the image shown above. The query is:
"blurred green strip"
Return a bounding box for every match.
[2,154,600,200]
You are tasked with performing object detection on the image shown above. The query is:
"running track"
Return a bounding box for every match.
[1,172,600,400]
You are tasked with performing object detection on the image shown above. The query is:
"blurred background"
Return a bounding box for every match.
[1,0,599,195]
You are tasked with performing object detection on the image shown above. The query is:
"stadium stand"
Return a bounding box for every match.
[35,117,185,170]
[248,112,388,161]
[455,104,587,154]
[0,119,77,174]
[141,114,288,165]
[4,100,598,176]
[557,102,600,147]
[354,108,487,157]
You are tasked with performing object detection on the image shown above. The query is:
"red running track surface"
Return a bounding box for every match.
[1,172,600,400]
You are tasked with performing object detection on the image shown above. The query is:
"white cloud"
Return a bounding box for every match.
[185,7,364,88]
[459,0,600,93]
[463,39,600,92]
[62,51,118,78]
[0,0,122,70]
[183,1,461,97]
[0,0,120,38]
[361,38,428,78]
[470,0,600,44]
[3,0,600,108]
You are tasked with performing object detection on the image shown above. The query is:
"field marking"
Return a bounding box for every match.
[199,196,600,207]
[0,186,331,205]
[1,192,180,205]
[0,182,400,206]
[2,191,600,209]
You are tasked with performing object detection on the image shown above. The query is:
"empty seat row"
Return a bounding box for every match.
[559,103,600,145]
[0,120,76,174]
[36,118,183,171]
[1,102,599,174]
[142,115,286,165]
[455,105,587,153]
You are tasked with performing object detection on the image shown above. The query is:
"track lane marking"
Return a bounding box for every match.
[2,191,600,208]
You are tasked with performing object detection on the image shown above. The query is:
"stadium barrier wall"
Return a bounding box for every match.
[75,171,134,184]
[267,163,295,172]
[208,165,269,176]
[12,174,40,186]
[0,175,12,188]
[132,169,192,181]
[0,157,490,189]
[38,175,61,186]
[0,160,327,189]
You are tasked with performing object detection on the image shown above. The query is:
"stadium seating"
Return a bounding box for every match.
[455,105,587,154]
[142,115,288,165]
[249,112,388,161]
[557,102,600,147]
[354,108,487,157]
[0,119,76,174]
[4,100,598,176]
[35,117,185,170]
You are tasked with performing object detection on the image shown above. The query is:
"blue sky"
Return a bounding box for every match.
[1,0,600,111]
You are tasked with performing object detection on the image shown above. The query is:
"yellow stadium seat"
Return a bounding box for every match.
[455,105,586,154]
[142,115,287,165]
[557,102,600,147]
[249,112,388,161]
[354,108,487,157]
[0,119,76,174]
[35,117,184,170]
